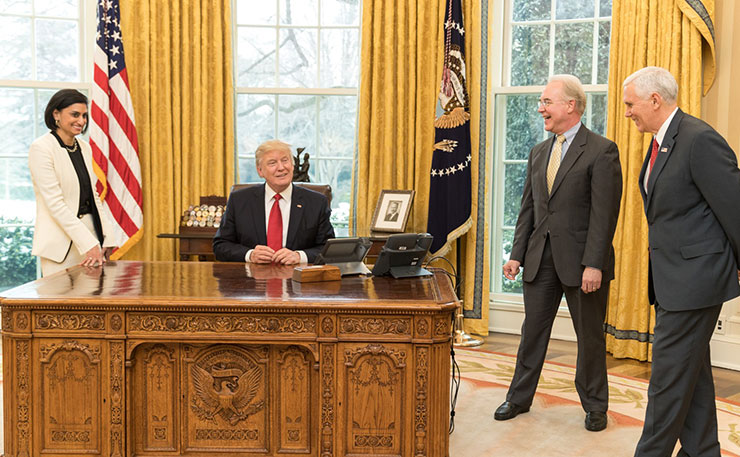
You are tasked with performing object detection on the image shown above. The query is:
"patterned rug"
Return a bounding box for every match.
[450,348,740,457]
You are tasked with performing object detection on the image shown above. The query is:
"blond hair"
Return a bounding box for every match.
[255,139,292,167]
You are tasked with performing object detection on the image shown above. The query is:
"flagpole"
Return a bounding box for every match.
[452,239,483,347]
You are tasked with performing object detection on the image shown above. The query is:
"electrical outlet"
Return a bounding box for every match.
[715,316,726,335]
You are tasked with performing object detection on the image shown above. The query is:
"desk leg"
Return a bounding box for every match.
[320,344,336,457]
[109,341,125,457]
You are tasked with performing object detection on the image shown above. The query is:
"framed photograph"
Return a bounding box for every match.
[370,189,415,233]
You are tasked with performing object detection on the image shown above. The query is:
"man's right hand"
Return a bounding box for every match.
[503,260,521,281]
[249,245,276,263]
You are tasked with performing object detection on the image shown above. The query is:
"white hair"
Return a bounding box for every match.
[549,74,587,115]
[623,66,678,103]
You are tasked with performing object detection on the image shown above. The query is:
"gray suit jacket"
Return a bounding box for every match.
[639,109,740,310]
[511,124,623,287]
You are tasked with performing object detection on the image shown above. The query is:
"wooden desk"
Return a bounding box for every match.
[1,261,455,457]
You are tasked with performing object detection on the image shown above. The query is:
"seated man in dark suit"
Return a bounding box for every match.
[213,140,334,264]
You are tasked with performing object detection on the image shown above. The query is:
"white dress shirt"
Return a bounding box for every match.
[644,107,679,192]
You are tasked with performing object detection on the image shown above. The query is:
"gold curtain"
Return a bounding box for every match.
[605,0,716,360]
[353,0,490,334]
[119,0,235,261]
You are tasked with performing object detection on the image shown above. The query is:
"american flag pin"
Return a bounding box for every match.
[661,147,668,152]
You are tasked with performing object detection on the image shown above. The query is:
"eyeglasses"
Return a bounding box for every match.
[537,99,569,108]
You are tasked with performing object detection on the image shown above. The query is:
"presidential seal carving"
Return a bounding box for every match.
[190,347,265,426]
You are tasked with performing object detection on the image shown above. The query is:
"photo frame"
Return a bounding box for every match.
[370,189,415,233]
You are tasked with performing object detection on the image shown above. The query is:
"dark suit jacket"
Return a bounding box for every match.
[511,124,622,287]
[213,184,335,263]
[639,109,740,311]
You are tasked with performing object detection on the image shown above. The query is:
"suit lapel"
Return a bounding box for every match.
[253,185,267,245]
[286,185,302,248]
[645,109,682,210]
[531,141,550,201]
[637,141,650,209]
[549,124,587,198]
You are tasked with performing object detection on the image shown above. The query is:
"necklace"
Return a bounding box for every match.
[62,139,79,153]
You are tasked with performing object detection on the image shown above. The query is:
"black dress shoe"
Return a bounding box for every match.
[494,401,530,421]
[585,411,607,431]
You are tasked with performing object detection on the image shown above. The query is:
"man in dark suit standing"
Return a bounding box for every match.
[494,75,622,432]
[213,139,334,264]
[623,66,740,457]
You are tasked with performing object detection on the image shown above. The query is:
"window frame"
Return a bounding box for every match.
[231,0,361,235]
[0,0,97,286]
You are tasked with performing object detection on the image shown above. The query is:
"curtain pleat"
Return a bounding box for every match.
[119,0,235,261]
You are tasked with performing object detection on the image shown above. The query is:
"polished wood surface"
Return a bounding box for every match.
[1,261,455,457]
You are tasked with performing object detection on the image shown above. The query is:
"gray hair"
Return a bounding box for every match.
[623,66,678,103]
[255,139,292,167]
[549,74,587,115]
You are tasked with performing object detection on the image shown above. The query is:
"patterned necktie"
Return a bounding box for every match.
[546,134,566,194]
[267,194,283,252]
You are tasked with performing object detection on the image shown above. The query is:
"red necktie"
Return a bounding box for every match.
[648,138,659,173]
[267,194,283,252]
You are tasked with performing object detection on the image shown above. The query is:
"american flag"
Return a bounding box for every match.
[89,0,143,259]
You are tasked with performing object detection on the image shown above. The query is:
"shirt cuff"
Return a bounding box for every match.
[245,249,253,262]
[298,250,308,264]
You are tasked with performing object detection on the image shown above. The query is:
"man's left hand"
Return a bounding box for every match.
[581,267,602,294]
[272,248,301,265]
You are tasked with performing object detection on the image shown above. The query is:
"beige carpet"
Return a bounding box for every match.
[450,348,740,457]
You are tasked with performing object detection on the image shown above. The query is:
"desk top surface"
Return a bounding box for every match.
[1,261,458,311]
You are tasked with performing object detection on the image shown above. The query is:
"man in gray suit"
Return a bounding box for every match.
[624,66,740,457]
[494,75,622,431]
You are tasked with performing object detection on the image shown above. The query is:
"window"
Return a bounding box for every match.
[234,0,361,236]
[491,0,612,295]
[0,0,94,291]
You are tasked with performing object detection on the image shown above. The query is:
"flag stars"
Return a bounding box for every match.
[111,31,121,41]
[429,158,471,178]
[109,60,118,70]
[110,45,120,56]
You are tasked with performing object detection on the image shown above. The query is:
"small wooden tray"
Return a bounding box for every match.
[292,265,341,282]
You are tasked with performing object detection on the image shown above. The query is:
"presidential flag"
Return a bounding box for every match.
[90,0,143,258]
[426,0,472,256]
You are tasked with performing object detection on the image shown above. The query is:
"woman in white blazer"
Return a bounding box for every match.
[29,89,116,276]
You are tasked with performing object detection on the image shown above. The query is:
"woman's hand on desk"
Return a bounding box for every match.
[82,245,106,267]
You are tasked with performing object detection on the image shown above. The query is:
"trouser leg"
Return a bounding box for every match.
[563,282,609,412]
[506,240,564,407]
[634,303,722,457]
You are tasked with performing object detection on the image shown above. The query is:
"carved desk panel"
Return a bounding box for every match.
[1,261,455,457]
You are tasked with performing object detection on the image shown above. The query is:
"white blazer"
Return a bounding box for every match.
[29,133,114,262]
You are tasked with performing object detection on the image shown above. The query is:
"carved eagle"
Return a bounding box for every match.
[191,363,263,425]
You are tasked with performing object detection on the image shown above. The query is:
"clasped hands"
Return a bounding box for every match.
[502,260,602,294]
[250,245,301,265]
[82,245,114,268]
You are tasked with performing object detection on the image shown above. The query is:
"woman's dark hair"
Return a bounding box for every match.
[44,89,89,133]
